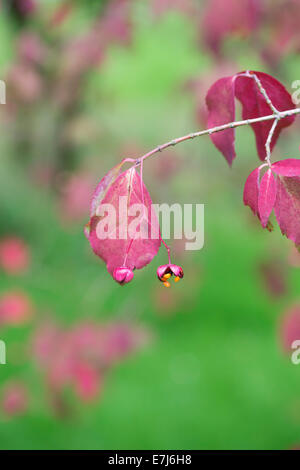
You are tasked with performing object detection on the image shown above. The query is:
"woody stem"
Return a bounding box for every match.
[265,117,280,166]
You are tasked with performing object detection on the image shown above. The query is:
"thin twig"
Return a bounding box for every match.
[265,118,280,166]
[137,107,300,164]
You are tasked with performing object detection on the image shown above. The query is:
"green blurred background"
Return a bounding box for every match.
[0,0,300,450]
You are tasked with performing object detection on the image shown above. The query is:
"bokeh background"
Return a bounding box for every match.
[0,0,300,450]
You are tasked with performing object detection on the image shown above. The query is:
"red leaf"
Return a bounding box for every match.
[87,167,161,277]
[272,159,300,177]
[274,176,300,245]
[235,71,295,161]
[206,76,237,165]
[258,168,277,228]
[243,167,260,215]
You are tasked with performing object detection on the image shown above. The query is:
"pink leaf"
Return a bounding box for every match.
[1,382,28,417]
[73,362,100,402]
[272,159,300,177]
[279,304,300,353]
[243,167,260,215]
[274,176,300,245]
[235,71,295,160]
[0,291,33,326]
[0,237,30,275]
[85,161,125,239]
[206,76,237,165]
[258,169,277,228]
[90,161,125,217]
[87,167,161,278]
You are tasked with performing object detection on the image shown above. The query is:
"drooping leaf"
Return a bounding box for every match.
[235,71,296,160]
[206,76,237,165]
[243,167,260,215]
[274,175,300,245]
[205,71,295,164]
[84,161,125,239]
[272,158,300,177]
[202,0,262,56]
[258,168,277,228]
[87,167,161,277]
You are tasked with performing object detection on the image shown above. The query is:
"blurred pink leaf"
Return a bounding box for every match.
[261,0,300,67]
[202,0,262,56]
[59,171,97,224]
[152,0,196,18]
[98,0,133,46]
[87,167,161,278]
[12,0,37,17]
[1,381,28,417]
[89,162,125,218]
[32,319,150,411]
[17,32,46,64]
[243,167,260,216]
[279,304,300,352]
[244,160,300,243]
[274,175,300,245]
[272,159,300,177]
[259,259,287,298]
[288,245,300,268]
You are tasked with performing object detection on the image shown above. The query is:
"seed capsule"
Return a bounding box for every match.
[163,273,171,279]
[113,266,134,285]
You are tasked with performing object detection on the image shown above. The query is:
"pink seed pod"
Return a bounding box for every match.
[113,267,134,285]
[157,264,184,287]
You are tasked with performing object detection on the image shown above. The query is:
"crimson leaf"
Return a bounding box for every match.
[258,168,277,228]
[243,167,260,215]
[235,71,295,161]
[87,167,161,278]
[206,76,237,165]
